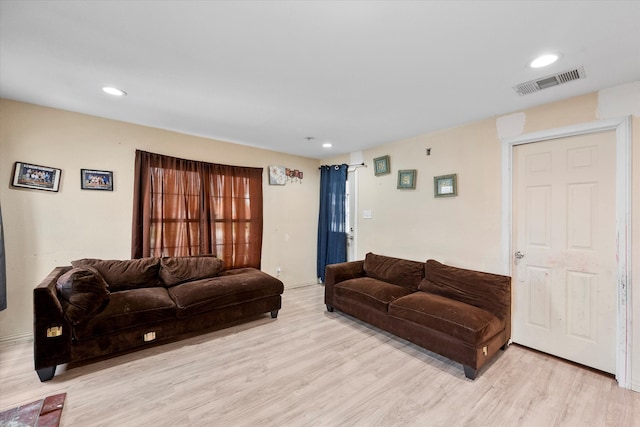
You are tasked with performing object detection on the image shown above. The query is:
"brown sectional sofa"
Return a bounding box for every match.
[34,256,284,381]
[324,253,511,379]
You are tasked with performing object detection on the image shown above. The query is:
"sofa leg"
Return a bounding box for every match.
[501,341,509,351]
[463,365,477,380]
[36,366,57,382]
[270,310,279,319]
[326,304,334,312]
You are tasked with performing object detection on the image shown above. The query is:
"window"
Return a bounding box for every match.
[132,150,263,269]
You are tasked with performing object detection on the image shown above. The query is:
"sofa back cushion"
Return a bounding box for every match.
[419,259,511,319]
[363,252,425,291]
[71,257,160,292]
[56,266,110,324]
[159,255,225,287]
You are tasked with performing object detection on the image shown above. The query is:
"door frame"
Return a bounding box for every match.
[346,168,359,261]
[500,116,632,389]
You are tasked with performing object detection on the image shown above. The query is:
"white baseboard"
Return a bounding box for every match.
[0,332,33,347]
[286,282,321,289]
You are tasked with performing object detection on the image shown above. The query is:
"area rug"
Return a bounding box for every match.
[0,393,66,427]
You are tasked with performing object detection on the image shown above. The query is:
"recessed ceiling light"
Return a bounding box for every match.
[102,86,127,96]
[530,54,560,68]
[322,142,333,148]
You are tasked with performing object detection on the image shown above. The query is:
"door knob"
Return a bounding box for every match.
[514,251,525,259]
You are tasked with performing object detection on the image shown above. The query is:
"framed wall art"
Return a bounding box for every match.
[373,155,390,176]
[434,173,457,197]
[11,161,62,192]
[268,165,287,185]
[397,169,416,189]
[81,169,113,191]
[286,168,303,183]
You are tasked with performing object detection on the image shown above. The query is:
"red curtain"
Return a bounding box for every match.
[132,150,263,269]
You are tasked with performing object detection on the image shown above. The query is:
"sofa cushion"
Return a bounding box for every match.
[363,252,425,291]
[56,266,110,325]
[71,257,161,292]
[389,292,503,345]
[72,287,176,340]
[167,268,284,318]
[159,255,225,287]
[334,277,415,313]
[419,260,511,319]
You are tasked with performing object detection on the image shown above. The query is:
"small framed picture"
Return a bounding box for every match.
[81,169,113,191]
[373,155,390,176]
[397,169,417,189]
[434,173,457,197]
[268,165,287,185]
[11,161,62,192]
[287,169,303,182]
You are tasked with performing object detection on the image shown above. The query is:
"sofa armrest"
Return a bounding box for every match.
[33,267,72,380]
[324,260,365,309]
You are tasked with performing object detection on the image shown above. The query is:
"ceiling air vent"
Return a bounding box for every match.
[514,66,586,96]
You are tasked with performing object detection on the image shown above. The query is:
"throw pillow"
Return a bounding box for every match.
[419,259,511,318]
[56,266,110,325]
[363,252,425,291]
[159,255,225,287]
[71,257,161,291]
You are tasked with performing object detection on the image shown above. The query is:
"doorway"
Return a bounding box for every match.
[501,117,632,388]
[512,131,616,373]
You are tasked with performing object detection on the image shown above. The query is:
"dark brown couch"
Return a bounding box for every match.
[324,253,511,379]
[34,256,284,381]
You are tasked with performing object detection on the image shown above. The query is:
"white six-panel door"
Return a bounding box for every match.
[512,130,617,374]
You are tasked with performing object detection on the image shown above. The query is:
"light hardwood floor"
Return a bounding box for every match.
[1,284,638,426]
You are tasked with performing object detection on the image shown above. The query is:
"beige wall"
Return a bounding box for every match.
[0,99,320,340]
[356,118,503,271]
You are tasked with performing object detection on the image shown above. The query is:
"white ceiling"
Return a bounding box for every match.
[1,1,639,160]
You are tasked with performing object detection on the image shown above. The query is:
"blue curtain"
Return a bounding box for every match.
[317,164,348,282]
[0,204,6,311]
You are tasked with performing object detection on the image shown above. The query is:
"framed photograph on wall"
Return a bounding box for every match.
[434,173,457,197]
[397,169,416,189]
[81,169,113,191]
[11,161,62,192]
[373,155,390,176]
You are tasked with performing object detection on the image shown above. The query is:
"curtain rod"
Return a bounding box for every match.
[318,162,366,170]
[348,162,367,171]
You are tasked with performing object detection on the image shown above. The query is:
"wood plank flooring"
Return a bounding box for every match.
[1,284,638,426]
